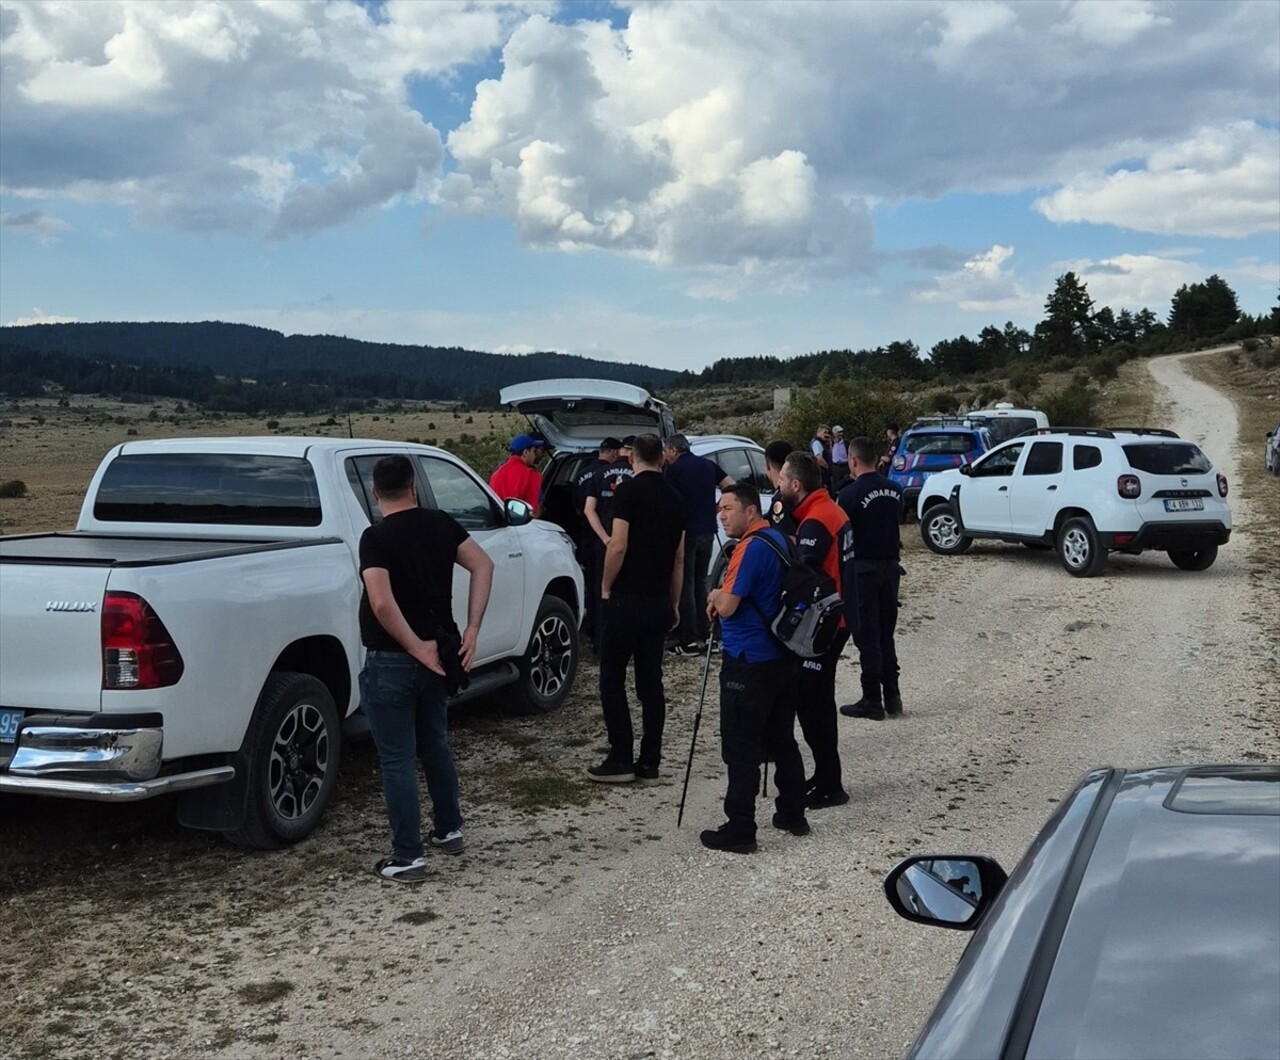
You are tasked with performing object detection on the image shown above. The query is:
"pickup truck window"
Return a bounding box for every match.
[417,456,503,531]
[94,454,322,526]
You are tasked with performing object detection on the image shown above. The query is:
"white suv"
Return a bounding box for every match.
[917,428,1232,576]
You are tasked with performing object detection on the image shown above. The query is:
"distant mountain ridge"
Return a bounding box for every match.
[0,321,676,402]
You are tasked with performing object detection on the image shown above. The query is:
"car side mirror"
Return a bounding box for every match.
[884,855,1008,931]
[505,498,533,526]
[959,463,972,476]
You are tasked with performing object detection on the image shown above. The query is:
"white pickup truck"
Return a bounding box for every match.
[0,437,583,847]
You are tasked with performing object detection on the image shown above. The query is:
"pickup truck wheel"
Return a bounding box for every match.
[920,504,972,555]
[511,596,578,714]
[227,672,340,849]
[1057,516,1107,577]
[1168,545,1218,571]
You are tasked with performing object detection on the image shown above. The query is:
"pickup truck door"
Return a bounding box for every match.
[956,442,1024,534]
[343,454,523,663]
[1008,440,1066,536]
[413,455,524,661]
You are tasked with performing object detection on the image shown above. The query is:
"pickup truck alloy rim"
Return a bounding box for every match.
[530,612,573,699]
[1061,527,1090,568]
[269,702,329,820]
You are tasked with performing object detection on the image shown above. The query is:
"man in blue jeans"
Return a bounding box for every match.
[359,455,493,883]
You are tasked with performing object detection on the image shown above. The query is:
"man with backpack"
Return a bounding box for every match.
[701,483,808,853]
[775,452,853,808]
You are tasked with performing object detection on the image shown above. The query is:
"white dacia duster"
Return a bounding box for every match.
[917,428,1232,577]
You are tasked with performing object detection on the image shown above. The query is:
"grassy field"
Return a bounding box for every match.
[0,396,528,534]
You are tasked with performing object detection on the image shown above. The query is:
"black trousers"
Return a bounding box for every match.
[599,594,670,768]
[851,568,900,701]
[676,531,714,645]
[796,626,849,792]
[582,536,602,645]
[719,654,806,834]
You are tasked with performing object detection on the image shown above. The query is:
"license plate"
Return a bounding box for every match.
[0,708,22,744]
[1164,498,1204,512]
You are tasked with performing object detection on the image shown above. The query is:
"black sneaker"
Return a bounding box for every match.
[699,823,757,854]
[805,786,850,809]
[884,692,903,716]
[841,698,886,720]
[429,829,465,855]
[668,642,702,657]
[633,761,660,785]
[373,855,427,884]
[586,758,636,783]
[771,812,811,836]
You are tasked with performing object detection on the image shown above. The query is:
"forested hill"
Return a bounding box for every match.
[0,321,676,405]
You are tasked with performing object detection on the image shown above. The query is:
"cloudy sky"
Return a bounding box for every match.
[1,0,1277,370]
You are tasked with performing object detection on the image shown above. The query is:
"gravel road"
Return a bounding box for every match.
[5,353,1276,1060]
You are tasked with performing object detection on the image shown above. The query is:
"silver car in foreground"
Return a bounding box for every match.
[885,763,1280,1059]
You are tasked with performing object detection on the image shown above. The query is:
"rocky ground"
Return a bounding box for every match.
[2,352,1277,1060]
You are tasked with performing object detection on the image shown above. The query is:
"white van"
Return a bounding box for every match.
[964,403,1049,445]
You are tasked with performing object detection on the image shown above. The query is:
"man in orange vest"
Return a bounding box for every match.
[774,452,853,808]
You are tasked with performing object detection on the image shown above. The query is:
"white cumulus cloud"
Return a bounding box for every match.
[0,0,531,236]
[0,208,69,241]
[1035,122,1280,238]
[6,306,78,325]
[914,244,1037,312]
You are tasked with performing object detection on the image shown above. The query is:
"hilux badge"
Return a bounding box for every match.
[46,601,97,613]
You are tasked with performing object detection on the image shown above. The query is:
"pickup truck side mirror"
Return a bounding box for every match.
[959,463,972,476]
[505,498,533,526]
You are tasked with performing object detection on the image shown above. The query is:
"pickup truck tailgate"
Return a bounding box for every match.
[0,564,108,712]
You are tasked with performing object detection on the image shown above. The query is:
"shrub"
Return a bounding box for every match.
[1007,366,1041,395]
[1086,355,1119,382]
[924,390,959,414]
[0,479,28,498]
[1039,382,1098,427]
[266,419,280,430]
[779,377,919,448]
[1047,355,1075,373]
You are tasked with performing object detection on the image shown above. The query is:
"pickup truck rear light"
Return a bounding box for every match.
[1117,474,1142,499]
[102,592,185,690]
[892,456,906,472]
[1217,473,1229,498]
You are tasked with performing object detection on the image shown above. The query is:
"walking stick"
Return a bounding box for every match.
[677,621,717,827]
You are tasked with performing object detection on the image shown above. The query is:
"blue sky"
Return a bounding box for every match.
[1,0,1277,372]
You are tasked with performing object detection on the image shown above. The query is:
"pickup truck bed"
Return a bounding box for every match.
[0,533,340,566]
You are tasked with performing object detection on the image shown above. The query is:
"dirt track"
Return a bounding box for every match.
[3,352,1277,1060]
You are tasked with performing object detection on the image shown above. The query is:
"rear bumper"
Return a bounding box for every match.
[0,713,235,801]
[1103,521,1232,552]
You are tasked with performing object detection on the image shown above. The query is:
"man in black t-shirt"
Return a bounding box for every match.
[359,455,494,883]
[836,437,905,722]
[588,434,686,784]
[583,440,636,645]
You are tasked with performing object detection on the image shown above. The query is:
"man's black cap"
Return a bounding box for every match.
[600,436,623,451]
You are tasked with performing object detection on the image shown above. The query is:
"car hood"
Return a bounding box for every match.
[499,378,675,452]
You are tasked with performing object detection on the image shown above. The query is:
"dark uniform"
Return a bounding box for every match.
[575,455,609,645]
[792,489,854,802]
[837,471,905,716]
[586,456,635,643]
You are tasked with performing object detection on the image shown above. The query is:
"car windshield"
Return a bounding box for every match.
[978,417,1039,444]
[1122,443,1212,475]
[905,432,978,455]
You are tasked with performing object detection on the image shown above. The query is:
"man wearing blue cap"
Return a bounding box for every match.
[489,434,545,516]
